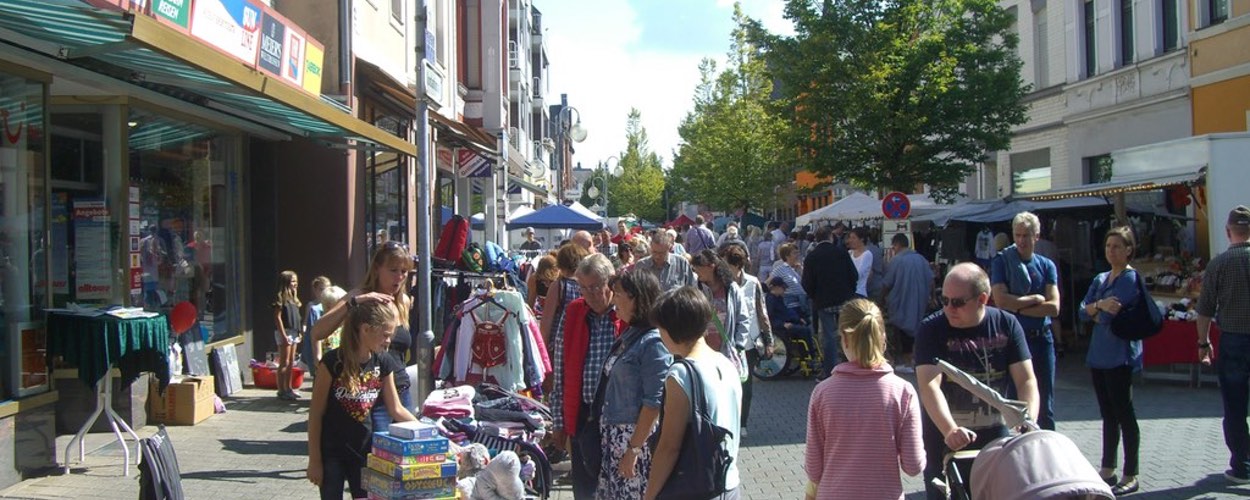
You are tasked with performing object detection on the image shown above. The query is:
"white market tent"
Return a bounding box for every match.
[796,192,966,226]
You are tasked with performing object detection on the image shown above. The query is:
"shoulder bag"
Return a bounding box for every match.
[1110,272,1164,341]
[711,313,749,383]
[651,359,734,500]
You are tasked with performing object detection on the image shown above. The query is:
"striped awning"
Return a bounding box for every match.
[1018,170,1205,201]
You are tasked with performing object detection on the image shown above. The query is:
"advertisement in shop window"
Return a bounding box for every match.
[189,0,263,65]
[72,200,112,301]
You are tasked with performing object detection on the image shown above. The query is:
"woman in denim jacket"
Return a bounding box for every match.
[597,268,673,499]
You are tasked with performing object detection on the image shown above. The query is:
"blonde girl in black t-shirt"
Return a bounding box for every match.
[273,270,303,400]
[307,300,416,500]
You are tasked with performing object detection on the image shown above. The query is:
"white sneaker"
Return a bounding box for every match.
[740,427,749,438]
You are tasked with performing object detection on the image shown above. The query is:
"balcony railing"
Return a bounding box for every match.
[508,41,520,69]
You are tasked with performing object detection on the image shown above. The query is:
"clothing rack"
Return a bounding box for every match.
[431,269,517,290]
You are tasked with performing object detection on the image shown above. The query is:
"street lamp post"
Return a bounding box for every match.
[586,156,620,221]
[555,104,587,198]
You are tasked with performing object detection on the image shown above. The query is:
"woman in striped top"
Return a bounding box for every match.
[804,298,924,500]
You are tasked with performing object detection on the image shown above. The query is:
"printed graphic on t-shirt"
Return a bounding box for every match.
[943,332,1012,429]
[333,365,383,424]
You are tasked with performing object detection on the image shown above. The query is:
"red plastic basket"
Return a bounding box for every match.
[252,366,304,389]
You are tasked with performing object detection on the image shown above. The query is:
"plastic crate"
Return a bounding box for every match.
[251,365,304,389]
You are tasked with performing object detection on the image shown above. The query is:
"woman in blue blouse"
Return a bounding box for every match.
[597,268,672,498]
[1080,226,1143,496]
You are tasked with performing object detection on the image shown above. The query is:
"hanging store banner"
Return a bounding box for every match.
[152,0,191,30]
[256,11,285,76]
[282,29,306,87]
[302,41,324,94]
[457,149,494,178]
[189,0,263,68]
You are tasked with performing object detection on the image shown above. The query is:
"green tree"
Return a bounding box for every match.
[670,4,795,212]
[749,0,1029,200]
[581,109,666,222]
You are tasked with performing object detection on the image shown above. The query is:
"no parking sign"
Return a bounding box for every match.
[882,191,911,219]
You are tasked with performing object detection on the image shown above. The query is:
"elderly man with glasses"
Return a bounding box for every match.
[914,263,1039,500]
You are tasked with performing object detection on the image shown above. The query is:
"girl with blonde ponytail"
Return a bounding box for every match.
[802,298,925,500]
[307,300,416,499]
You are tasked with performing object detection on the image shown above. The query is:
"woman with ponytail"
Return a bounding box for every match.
[307,300,417,499]
[803,298,924,500]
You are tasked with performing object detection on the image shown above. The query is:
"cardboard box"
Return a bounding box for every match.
[372,432,449,457]
[371,446,449,465]
[149,376,215,425]
[362,469,455,499]
[367,453,457,480]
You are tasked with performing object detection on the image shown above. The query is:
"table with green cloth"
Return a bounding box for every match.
[46,311,172,476]
[46,312,171,391]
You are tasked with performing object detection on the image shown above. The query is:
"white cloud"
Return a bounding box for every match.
[540,0,793,170]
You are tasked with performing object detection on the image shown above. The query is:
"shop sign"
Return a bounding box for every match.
[302,42,325,95]
[152,0,191,30]
[256,11,285,76]
[436,146,454,172]
[189,0,263,68]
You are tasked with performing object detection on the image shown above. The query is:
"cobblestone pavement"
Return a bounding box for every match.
[3,353,1249,499]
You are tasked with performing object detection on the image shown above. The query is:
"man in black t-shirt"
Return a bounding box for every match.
[914,263,1038,499]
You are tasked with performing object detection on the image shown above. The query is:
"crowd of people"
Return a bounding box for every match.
[279,204,1250,500]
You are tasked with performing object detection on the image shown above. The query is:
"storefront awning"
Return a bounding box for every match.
[0,0,416,157]
[507,175,549,198]
[430,111,499,159]
[1017,170,1205,201]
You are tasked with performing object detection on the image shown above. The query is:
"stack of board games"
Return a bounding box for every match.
[364,421,459,499]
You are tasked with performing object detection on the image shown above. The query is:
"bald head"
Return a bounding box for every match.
[572,231,594,251]
[944,263,990,299]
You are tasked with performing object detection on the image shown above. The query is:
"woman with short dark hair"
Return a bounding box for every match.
[594,269,672,498]
[644,287,742,499]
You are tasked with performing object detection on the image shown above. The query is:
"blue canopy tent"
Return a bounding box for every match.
[506,203,604,231]
[440,206,453,226]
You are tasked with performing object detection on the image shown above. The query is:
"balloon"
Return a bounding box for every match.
[170,301,197,333]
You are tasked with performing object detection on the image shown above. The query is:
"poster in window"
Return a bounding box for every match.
[16,322,48,395]
[50,192,69,294]
[73,200,112,301]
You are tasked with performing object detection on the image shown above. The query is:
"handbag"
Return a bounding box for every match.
[650,359,734,499]
[579,329,648,479]
[1109,272,1164,341]
[711,313,749,383]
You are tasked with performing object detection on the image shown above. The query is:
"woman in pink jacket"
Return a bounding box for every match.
[804,298,924,500]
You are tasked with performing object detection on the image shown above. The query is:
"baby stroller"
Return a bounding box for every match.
[933,360,1114,500]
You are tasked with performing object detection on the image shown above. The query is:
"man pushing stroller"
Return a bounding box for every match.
[915,263,1040,499]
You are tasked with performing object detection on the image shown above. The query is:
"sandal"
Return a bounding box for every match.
[1111,477,1138,495]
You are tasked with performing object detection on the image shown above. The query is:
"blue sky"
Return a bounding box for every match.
[536,0,792,170]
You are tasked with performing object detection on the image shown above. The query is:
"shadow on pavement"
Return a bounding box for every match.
[281,420,308,434]
[1132,473,1250,499]
[219,438,306,456]
[181,468,307,483]
[223,396,308,414]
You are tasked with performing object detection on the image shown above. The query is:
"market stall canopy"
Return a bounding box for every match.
[740,212,769,230]
[668,214,695,228]
[795,193,878,226]
[922,197,1112,225]
[507,204,604,231]
[469,206,536,229]
[567,202,602,221]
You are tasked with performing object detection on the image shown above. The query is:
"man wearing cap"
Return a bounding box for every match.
[1198,205,1250,484]
[519,227,542,252]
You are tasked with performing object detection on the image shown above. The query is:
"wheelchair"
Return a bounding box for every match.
[753,325,823,379]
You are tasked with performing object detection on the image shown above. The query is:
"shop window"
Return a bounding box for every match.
[1010,148,1051,194]
[127,109,242,343]
[0,72,48,399]
[366,113,410,259]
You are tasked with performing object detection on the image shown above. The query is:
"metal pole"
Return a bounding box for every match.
[414,0,434,406]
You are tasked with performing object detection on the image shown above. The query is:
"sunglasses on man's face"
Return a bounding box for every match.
[939,294,978,308]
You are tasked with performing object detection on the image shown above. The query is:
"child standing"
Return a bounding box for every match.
[302,276,332,372]
[273,270,303,400]
[307,300,416,500]
[804,298,924,500]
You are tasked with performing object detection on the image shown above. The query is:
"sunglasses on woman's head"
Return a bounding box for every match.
[939,295,978,308]
[383,240,409,252]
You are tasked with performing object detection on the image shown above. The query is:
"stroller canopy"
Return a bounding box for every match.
[970,430,1114,500]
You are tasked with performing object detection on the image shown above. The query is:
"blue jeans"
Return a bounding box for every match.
[370,388,414,432]
[818,306,842,376]
[1007,331,1056,430]
[1218,332,1250,476]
